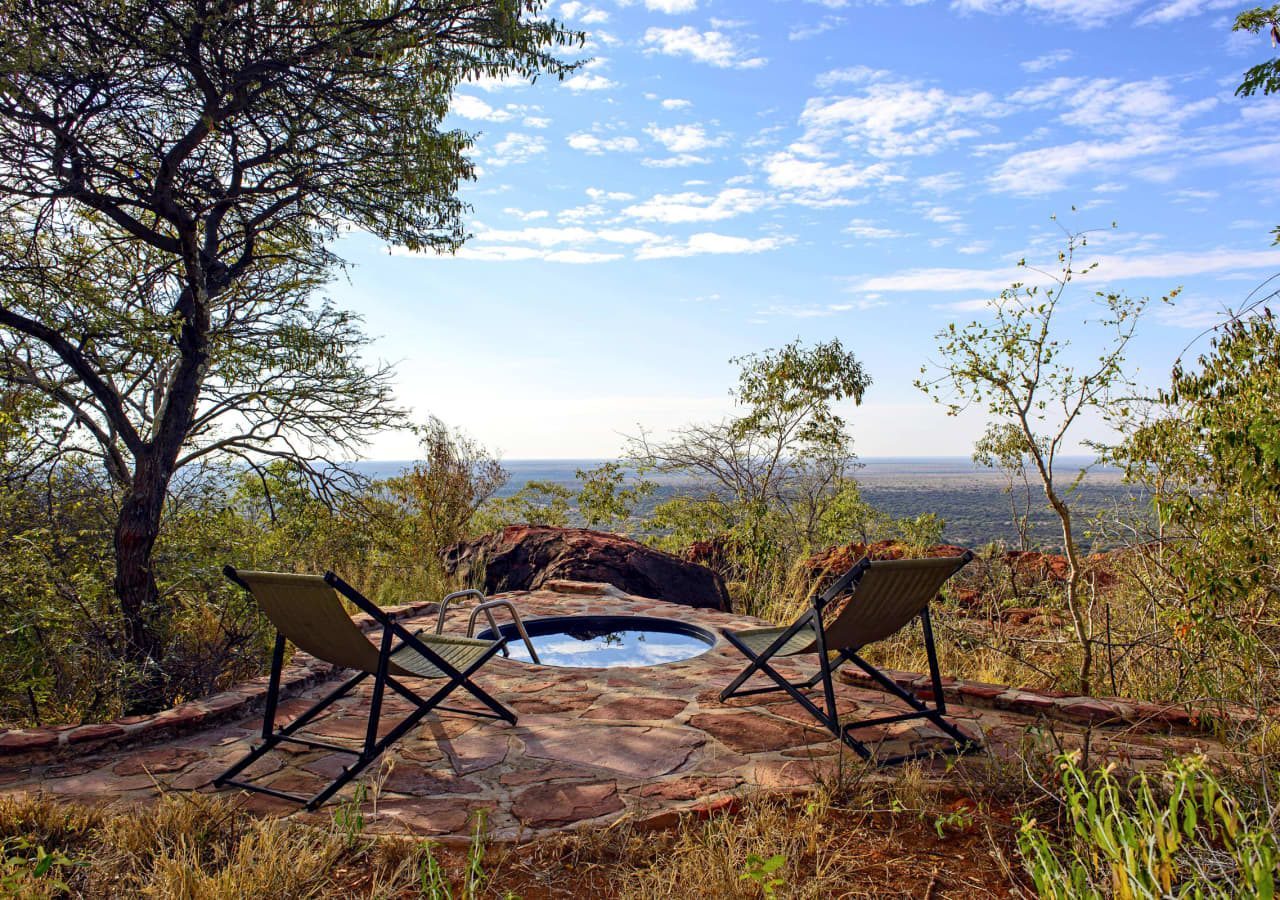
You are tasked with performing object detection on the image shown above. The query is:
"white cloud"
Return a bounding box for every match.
[845,219,907,239]
[800,81,1004,158]
[489,132,547,165]
[1055,77,1217,135]
[423,244,624,263]
[661,98,693,110]
[989,134,1165,194]
[1136,0,1237,25]
[477,225,660,247]
[558,2,611,24]
[761,150,893,201]
[502,207,550,221]
[917,172,966,194]
[642,26,767,69]
[950,0,1144,29]
[635,232,791,259]
[567,132,642,154]
[643,154,711,167]
[645,0,697,11]
[563,72,618,91]
[623,187,768,223]
[814,65,890,89]
[585,188,636,201]
[789,16,843,40]
[522,115,551,129]
[451,95,514,122]
[1021,49,1073,72]
[852,248,1280,293]
[644,123,722,153]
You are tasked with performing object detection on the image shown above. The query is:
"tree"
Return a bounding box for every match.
[630,338,871,601]
[1234,5,1280,244]
[917,227,1158,695]
[574,462,655,531]
[0,0,577,710]
[973,422,1039,551]
[1112,313,1280,696]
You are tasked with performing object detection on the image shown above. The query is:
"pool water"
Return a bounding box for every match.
[477,615,716,668]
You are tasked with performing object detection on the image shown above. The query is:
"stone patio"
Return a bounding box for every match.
[0,582,1234,843]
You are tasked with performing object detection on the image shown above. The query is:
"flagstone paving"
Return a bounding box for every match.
[0,582,1237,843]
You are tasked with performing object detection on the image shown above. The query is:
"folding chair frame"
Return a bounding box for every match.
[719,554,981,766]
[214,568,516,810]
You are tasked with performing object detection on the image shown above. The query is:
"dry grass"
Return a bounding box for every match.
[0,764,1037,899]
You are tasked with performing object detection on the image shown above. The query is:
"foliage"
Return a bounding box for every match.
[918,224,1158,695]
[1234,5,1280,244]
[739,852,787,898]
[0,0,577,711]
[476,480,575,530]
[1017,752,1279,899]
[574,461,656,531]
[629,339,872,610]
[1110,312,1280,701]
[1234,6,1280,99]
[973,422,1039,551]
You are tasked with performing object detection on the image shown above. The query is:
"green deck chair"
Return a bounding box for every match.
[719,552,980,766]
[215,568,516,810]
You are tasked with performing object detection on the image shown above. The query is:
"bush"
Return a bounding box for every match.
[1017,752,1279,898]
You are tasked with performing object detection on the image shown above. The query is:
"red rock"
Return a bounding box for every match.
[376,798,482,835]
[689,712,829,755]
[632,776,739,801]
[112,747,207,776]
[0,730,58,753]
[512,781,623,827]
[441,525,731,611]
[153,705,209,728]
[380,766,481,796]
[581,697,689,721]
[65,723,125,745]
[521,721,704,778]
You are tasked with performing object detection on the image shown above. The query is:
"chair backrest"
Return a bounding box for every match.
[232,570,383,675]
[821,554,972,651]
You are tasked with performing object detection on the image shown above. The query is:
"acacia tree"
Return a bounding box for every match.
[631,339,871,595]
[917,229,1157,695]
[0,0,577,710]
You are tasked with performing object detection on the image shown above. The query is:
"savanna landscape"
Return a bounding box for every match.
[1,1,1279,897]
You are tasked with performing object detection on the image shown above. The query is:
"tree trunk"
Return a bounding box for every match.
[1049,493,1092,696]
[113,276,213,714]
[113,458,169,714]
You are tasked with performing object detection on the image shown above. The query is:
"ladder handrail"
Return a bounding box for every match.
[435,589,540,664]
[466,600,541,665]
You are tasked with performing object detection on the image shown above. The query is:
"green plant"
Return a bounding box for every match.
[739,852,787,898]
[332,783,367,850]
[1017,752,1279,899]
[416,810,507,900]
[0,837,76,897]
[918,223,1162,695]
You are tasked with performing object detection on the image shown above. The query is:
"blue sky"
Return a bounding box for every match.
[330,0,1280,460]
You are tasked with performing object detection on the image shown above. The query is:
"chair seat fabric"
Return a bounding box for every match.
[729,625,817,657]
[390,634,495,679]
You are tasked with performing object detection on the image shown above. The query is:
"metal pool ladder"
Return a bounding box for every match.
[435,589,541,664]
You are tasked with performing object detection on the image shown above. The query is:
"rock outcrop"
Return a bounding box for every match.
[440,525,732,612]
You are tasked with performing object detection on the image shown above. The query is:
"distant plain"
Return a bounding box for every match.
[353,457,1144,552]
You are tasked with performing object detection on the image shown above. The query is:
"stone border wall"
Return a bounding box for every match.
[837,668,1256,734]
[0,601,437,765]
[0,583,1263,766]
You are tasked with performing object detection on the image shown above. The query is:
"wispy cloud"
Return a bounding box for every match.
[852,248,1280,293]
[642,26,767,69]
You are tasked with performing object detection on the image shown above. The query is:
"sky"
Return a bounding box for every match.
[328,0,1280,461]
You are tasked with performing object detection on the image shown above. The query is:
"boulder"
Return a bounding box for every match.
[440,525,732,612]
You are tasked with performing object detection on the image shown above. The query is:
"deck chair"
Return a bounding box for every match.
[719,552,979,766]
[214,568,517,810]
